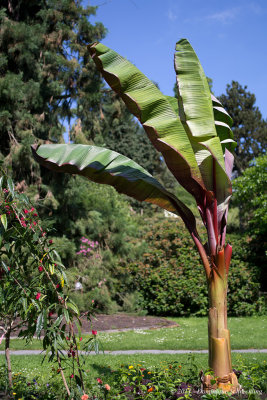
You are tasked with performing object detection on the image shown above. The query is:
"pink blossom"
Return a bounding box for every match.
[36,293,41,300]
[104,384,111,391]
[38,266,43,272]
[24,209,29,214]
[70,374,74,378]
[92,330,97,336]
[81,395,89,400]
[96,378,102,384]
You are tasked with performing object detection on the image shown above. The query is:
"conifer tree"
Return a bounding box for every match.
[219,81,266,175]
[0,0,106,182]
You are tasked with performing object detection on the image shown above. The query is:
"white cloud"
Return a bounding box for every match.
[205,7,240,24]
[167,9,177,22]
[184,6,241,25]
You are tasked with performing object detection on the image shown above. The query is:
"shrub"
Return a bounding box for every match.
[118,217,265,316]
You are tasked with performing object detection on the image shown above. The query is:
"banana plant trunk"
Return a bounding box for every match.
[196,242,239,392]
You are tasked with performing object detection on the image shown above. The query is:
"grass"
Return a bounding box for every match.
[1,316,266,351]
[1,353,266,381]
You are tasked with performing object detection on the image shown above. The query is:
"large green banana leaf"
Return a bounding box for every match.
[88,42,206,205]
[31,144,197,234]
[174,39,234,241]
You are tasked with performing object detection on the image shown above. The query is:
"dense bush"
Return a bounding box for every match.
[117,217,265,317]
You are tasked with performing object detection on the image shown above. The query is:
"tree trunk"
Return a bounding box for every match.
[203,249,239,393]
[5,328,12,388]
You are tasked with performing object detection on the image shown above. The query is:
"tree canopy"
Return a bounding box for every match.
[0,0,106,182]
[218,81,266,175]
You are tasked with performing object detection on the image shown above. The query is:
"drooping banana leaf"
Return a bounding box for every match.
[174,39,233,238]
[31,144,198,234]
[88,42,206,205]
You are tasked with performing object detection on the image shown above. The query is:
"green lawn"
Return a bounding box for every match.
[1,316,266,351]
[1,353,266,382]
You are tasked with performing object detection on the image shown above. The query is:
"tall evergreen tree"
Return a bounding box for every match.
[218,81,266,175]
[98,91,161,176]
[0,0,106,182]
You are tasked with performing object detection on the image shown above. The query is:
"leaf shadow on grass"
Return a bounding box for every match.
[90,363,113,377]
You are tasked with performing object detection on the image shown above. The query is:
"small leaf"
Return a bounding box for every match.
[36,313,44,337]
[7,178,15,197]
[1,260,9,273]
[0,176,4,191]
[1,214,7,230]
[67,301,79,316]
[49,264,55,275]
[21,298,27,313]
[63,308,70,323]
[53,315,64,327]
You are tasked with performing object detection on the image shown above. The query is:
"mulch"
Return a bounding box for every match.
[6,313,178,337]
[80,313,178,333]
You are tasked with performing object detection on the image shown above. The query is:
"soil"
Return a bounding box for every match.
[79,313,178,333]
[5,313,178,336]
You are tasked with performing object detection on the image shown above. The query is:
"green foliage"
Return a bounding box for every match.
[232,155,267,291]
[232,155,267,237]
[218,81,266,175]
[0,169,67,339]
[0,167,94,396]
[0,0,106,167]
[117,218,265,317]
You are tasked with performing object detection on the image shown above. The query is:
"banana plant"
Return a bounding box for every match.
[32,39,238,392]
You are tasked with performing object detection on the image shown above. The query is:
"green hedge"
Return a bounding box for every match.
[118,217,265,317]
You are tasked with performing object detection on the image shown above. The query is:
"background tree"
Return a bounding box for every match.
[218,81,267,175]
[0,0,106,183]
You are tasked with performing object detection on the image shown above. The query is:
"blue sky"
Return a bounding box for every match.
[89,0,267,118]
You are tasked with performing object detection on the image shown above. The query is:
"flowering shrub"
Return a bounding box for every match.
[0,166,92,398]
[76,238,100,258]
[70,236,119,314]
